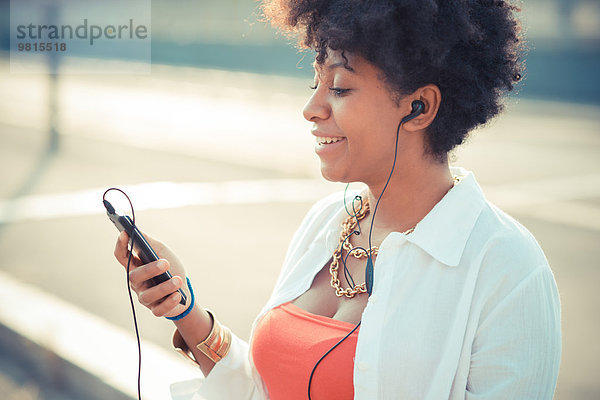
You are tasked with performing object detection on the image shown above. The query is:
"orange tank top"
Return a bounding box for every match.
[251,301,360,400]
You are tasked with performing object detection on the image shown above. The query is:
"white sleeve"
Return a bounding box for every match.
[466,265,561,399]
[170,191,347,400]
[170,332,263,400]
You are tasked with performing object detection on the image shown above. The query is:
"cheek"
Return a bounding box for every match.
[333,99,399,152]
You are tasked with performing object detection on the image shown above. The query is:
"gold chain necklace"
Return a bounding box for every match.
[330,198,414,298]
[329,176,460,298]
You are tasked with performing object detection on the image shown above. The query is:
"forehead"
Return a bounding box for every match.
[313,50,358,74]
[313,52,387,87]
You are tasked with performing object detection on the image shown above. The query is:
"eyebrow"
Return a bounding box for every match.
[314,61,356,73]
[328,62,355,72]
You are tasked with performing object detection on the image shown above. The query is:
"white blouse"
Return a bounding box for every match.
[171,167,561,400]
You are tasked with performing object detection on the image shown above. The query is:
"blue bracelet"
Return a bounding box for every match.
[166,277,194,321]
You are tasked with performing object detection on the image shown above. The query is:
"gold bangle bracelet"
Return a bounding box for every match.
[172,309,232,365]
[195,309,232,363]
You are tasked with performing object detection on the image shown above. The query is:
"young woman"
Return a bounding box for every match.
[114,1,561,398]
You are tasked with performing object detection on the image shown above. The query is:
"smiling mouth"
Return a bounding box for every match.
[315,136,345,145]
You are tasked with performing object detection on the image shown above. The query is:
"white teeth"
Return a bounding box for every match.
[316,136,343,144]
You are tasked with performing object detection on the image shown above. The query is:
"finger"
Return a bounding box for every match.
[149,292,182,317]
[114,231,142,268]
[129,279,150,293]
[137,275,182,307]
[113,231,129,266]
[129,260,170,288]
[129,259,171,287]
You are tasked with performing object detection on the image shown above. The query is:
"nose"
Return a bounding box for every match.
[302,88,330,122]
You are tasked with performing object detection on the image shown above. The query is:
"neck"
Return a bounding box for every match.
[361,157,453,244]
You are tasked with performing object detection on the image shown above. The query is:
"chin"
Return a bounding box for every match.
[319,164,353,184]
[319,167,340,183]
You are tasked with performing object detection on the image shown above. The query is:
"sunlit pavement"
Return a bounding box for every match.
[1,58,599,399]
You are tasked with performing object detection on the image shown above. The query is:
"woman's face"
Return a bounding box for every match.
[303,51,412,185]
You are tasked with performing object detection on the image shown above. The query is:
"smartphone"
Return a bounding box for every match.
[104,199,187,305]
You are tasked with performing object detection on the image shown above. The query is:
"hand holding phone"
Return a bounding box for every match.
[105,199,187,306]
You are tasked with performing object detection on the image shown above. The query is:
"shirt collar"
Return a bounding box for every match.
[406,167,485,267]
[324,168,486,267]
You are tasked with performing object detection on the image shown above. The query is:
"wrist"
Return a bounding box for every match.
[173,306,213,342]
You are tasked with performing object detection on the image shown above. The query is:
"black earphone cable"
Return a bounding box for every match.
[307,102,420,398]
[307,320,361,400]
[102,103,422,400]
[341,188,363,287]
[307,130,399,398]
[341,188,368,288]
[103,188,143,400]
[366,117,403,271]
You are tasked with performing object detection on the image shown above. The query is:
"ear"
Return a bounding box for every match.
[401,84,441,132]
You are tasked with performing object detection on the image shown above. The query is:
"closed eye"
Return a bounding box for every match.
[329,87,351,97]
[309,82,351,97]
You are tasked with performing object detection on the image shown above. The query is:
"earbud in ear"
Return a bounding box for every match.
[401,100,425,124]
[410,100,424,115]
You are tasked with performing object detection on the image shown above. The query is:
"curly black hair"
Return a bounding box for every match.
[262,0,526,159]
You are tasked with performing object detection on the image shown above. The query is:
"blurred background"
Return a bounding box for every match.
[0,0,598,399]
